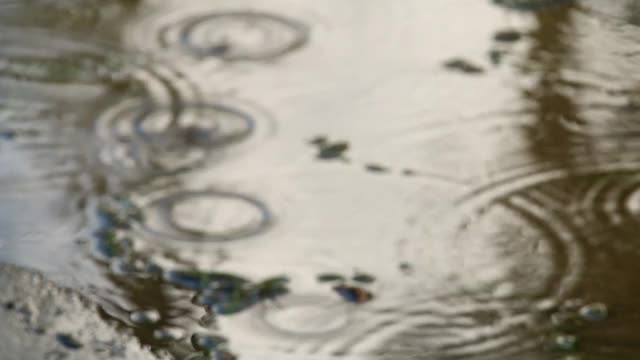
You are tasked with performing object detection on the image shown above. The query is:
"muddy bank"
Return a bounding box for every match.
[0,262,163,360]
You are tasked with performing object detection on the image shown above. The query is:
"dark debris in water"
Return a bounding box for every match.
[55,333,83,350]
[316,273,345,283]
[172,270,290,316]
[364,163,390,174]
[492,0,574,11]
[493,29,522,43]
[317,142,349,160]
[443,58,485,74]
[352,272,376,283]
[96,194,144,230]
[93,230,133,259]
[309,135,350,160]
[333,284,373,304]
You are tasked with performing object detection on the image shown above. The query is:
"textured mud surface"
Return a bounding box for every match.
[0,262,164,360]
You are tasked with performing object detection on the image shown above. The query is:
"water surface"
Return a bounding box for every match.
[2,0,640,359]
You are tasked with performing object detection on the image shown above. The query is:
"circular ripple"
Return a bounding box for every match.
[255,294,351,338]
[159,11,309,61]
[93,100,255,181]
[136,190,272,243]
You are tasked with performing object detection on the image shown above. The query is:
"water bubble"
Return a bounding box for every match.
[129,309,161,325]
[579,303,608,322]
[198,313,216,328]
[554,334,578,351]
[153,327,185,342]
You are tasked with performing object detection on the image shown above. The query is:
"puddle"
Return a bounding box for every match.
[2,0,640,359]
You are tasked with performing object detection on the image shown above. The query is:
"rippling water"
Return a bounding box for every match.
[2,0,640,359]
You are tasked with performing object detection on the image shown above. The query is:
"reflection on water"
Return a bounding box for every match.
[2,0,640,359]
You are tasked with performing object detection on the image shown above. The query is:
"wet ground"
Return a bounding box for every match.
[2,0,640,359]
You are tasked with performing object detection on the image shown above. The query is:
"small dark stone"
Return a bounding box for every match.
[4,301,15,310]
[55,333,83,350]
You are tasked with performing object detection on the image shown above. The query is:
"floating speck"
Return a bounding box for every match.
[579,303,608,322]
[352,272,376,283]
[443,58,484,74]
[309,135,327,146]
[333,285,373,304]
[401,169,417,177]
[316,273,345,283]
[554,334,578,351]
[494,29,522,42]
[399,262,414,275]
[364,163,389,174]
[129,309,161,325]
[55,333,83,350]
[317,142,349,160]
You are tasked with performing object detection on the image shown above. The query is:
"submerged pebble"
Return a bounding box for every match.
[579,303,608,322]
[55,333,83,350]
[129,309,161,325]
[333,285,373,304]
[191,333,228,353]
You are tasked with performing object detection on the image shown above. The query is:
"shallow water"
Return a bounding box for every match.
[2,0,640,358]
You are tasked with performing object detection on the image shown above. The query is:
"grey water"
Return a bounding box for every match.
[2,0,640,359]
